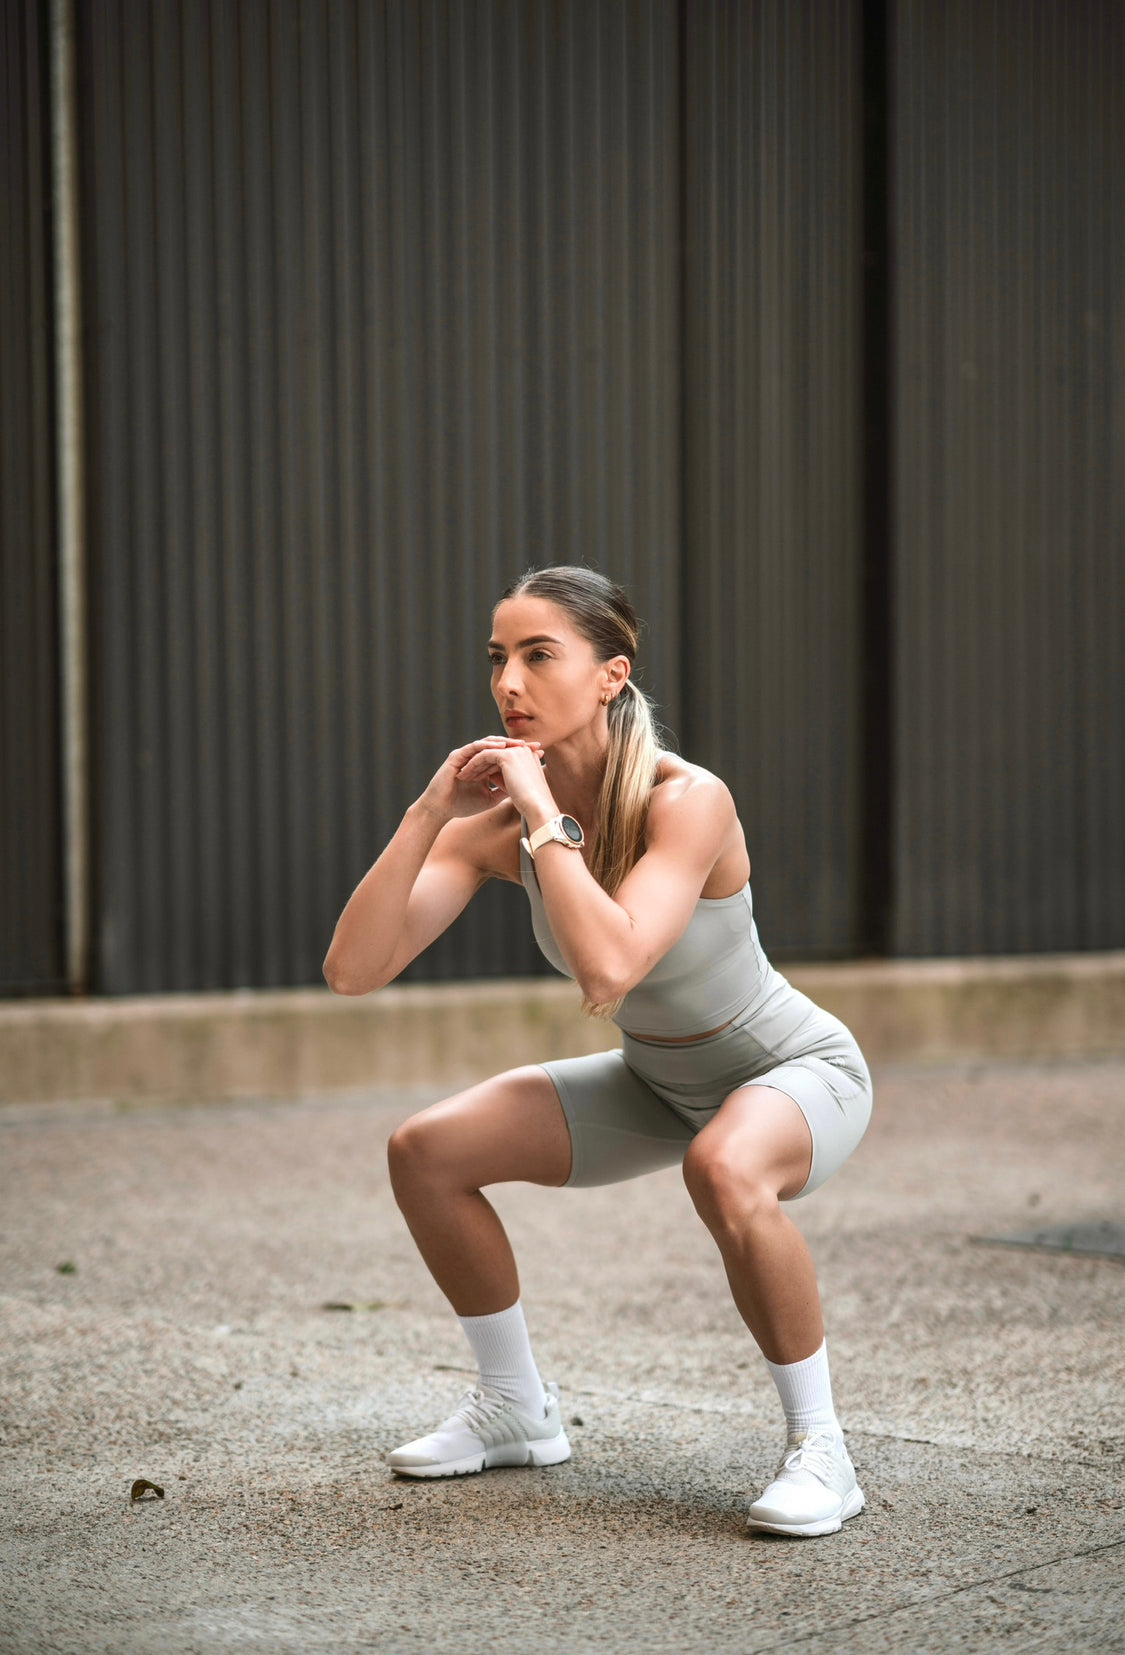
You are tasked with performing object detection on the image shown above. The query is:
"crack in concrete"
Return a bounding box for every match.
[555,1386,1125,1468]
[755,1531,1125,1651]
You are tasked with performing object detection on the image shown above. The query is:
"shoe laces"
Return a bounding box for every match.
[779,1428,842,1482]
[450,1386,511,1434]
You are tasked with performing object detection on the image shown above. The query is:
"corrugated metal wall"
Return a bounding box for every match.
[77,0,681,991]
[8,0,1121,997]
[682,0,865,957]
[1,0,64,994]
[892,0,1125,953]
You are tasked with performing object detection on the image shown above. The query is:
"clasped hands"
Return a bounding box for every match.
[445,736,555,820]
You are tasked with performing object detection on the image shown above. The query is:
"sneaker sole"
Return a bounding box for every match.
[390,1432,572,1479]
[746,1484,865,1538]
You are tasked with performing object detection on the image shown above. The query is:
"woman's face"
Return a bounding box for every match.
[489,594,625,749]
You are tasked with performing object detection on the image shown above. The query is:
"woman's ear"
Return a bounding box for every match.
[601,656,631,701]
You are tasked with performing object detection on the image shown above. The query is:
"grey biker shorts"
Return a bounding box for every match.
[542,1000,872,1197]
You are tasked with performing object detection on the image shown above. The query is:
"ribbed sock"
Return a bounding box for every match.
[457,1301,547,1418]
[764,1339,841,1440]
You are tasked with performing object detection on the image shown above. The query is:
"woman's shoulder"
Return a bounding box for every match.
[652,752,734,803]
[648,754,737,828]
[648,754,749,887]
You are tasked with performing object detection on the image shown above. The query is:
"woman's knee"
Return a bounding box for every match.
[387,1108,455,1195]
[387,1068,570,1198]
[682,1132,779,1232]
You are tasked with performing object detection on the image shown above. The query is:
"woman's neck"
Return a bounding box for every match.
[541,730,608,829]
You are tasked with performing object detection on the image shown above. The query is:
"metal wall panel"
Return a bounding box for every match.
[892,0,1125,954]
[1,0,64,993]
[681,0,865,957]
[33,0,1117,1000]
[77,0,680,992]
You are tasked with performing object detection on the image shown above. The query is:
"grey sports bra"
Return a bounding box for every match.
[519,839,793,1039]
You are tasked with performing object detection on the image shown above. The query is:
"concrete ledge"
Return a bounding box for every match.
[789,951,1125,1066]
[0,979,617,1106]
[2,952,1125,1106]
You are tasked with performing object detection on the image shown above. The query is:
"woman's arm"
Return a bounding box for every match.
[534,780,738,1004]
[456,744,738,1006]
[322,737,533,996]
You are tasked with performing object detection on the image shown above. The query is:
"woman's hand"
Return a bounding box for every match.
[417,737,546,822]
[454,739,556,822]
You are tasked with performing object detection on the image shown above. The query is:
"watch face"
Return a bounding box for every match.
[560,815,584,843]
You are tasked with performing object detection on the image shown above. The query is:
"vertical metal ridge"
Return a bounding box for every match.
[50,0,89,993]
[682,0,864,958]
[1,0,65,993]
[860,0,892,954]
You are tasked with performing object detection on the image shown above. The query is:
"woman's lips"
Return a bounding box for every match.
[503,711,531,728]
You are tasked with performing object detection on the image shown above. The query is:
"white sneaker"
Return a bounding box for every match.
[746,1429,865,1537]
[388,1382,572,1478]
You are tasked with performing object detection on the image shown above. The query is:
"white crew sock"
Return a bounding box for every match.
[764,1339,841,1440]
[457,1301,547,1418]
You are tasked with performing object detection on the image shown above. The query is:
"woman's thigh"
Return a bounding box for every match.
[390,1065,574,1191]
[688,1051,871,1205]
[686,1084,816,1204]
[543,1050,696,1187]
[740,1055,872,1198]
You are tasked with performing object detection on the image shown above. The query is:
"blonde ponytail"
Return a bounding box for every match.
[582,679,662,1018]
[590,679,661,894]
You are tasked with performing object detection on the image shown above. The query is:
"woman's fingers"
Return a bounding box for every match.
[447,738,504,768]
[418,737,541,821]
[457,742,555,819]
[427,738,545,816]
[456,743,539,779]
[449,736,540,768]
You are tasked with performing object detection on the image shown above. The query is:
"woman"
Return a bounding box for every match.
[324,566,872,1537]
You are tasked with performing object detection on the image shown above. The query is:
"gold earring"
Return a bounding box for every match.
[602,694,611,705]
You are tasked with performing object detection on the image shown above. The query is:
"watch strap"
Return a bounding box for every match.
[521,814,584,859]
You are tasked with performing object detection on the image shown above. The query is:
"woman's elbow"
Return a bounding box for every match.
[323,958,354,995]
[323,952,383,996]
[576,961,633,1007]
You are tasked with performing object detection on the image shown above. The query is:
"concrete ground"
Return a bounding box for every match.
[1,1057,1123,1653]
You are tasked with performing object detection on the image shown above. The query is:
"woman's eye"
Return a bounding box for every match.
[529,650,549,662]
[488,655,504,667]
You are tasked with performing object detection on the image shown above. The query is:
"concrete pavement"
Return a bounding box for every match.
[1,1056,1123,1652]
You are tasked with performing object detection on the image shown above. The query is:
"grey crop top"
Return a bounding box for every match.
[519,839,793,1039]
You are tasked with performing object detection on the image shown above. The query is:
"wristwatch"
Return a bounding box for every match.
[521,814,585,859]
